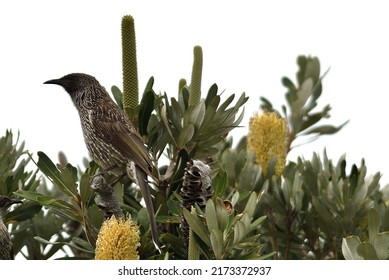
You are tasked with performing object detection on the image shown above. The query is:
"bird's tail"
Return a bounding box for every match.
[135,166,161,252]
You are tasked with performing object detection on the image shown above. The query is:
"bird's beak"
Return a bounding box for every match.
[43,78,61,85]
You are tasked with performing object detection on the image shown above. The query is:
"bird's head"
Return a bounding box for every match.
[0,196,22,216]
[44,73,106,108]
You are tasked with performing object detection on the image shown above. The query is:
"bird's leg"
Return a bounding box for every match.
[93,164,119,178]
[108,172,126,187]
[91,164,125,188]
[90,164,120,186]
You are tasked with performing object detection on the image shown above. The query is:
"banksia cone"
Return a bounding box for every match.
[95,215,140,260]
[180,160,213,243]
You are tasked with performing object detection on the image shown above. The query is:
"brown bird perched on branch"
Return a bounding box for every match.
[44,73,160,251]
[0,196,22,260]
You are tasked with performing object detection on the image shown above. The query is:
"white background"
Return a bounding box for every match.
[1,260,387,278]
[1,0,388,185]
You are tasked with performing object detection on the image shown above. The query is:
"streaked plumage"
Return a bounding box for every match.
[44,73,160,250]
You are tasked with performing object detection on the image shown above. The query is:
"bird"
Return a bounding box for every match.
[44,73,160,251]
[0,196,22,260]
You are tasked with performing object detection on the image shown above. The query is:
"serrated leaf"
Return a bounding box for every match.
[79,173,91,204]
[14,189,82,222]
[304,57,321,82]
[217,94,235,113]
[299,111,326,131]
[294,78,313,110]
[260,96,275,112]
[296,56,307,85]
[231,107,245,128]
[283,77,297,106]
[232,92,249,112]
[36,152,78,199]
[302,121,349,136]
[282,76,296,91]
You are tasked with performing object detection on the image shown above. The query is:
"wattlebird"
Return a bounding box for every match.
[44,73,160,250]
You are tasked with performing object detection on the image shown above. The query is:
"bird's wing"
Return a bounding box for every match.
[90,100,153,175]
[91,101,161,250]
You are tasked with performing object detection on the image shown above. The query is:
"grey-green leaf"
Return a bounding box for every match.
[178,124,195,148]
[342,236,363,260]
[210,228,223,259]
[374,232,389,260]
[206,199,218,233]
[357,243,378,260]
[368,208,380,244]
[182,208,211,247]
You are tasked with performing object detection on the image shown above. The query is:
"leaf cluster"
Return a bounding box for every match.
[182,194,270,259]
[14,152,101,259]
[342,208,389,260]
[217,136,385,260]
[260,56,348,152]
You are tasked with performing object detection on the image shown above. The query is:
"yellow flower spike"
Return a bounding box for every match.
[95,216,140,260]
[247,112,287,177]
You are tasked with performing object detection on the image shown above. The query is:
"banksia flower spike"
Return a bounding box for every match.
[178,78,187,95]
[121,15,139,117]
[188,46,203,106]
[95,215,140,260]
[247,112,287,177]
